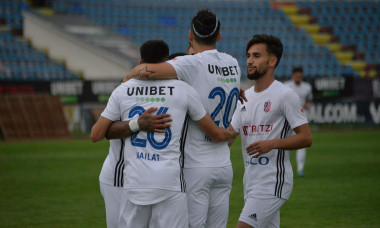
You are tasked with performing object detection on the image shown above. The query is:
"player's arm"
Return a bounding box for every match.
[105,107,172,139]
[228,125,239,147]
[90,116,113,142]
[246,123,312,157]
[123,62,177,82]
[196,114,238,142]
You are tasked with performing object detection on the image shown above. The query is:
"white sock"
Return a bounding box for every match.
[296,148,306,173]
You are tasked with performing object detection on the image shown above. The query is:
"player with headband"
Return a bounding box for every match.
[124,8,242,228]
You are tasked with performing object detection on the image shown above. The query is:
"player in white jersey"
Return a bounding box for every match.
[229,34,312,228]
[284,67,313,177]
[124,9,241,228]
[91,40,235,228]
[90,40,173,228]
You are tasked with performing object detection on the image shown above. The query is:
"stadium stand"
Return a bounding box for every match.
[1,0,378,80]
[0,0,79,81]
[48,0,380,79]
[293,0,380,77]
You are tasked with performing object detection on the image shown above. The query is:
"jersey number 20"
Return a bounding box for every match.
[209,87,239,129]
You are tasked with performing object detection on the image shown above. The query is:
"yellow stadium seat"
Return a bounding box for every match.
[281,6,299,15]
[289,15,310,25]
[299,24,320,33]
[326,43,342,52]
[310,33,331,44]
[336,52,354,62]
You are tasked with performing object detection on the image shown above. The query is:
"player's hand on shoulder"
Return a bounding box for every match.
[239,88,248,104]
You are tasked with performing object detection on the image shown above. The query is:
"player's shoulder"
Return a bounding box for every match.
[168,54,201,68]
[112,82,126,94]
[167,79,195,90]
[245,86,255,95]
[178,53,202,62]
[216,51,239,63]
[283,80,293,86]
[275,80,293,91]
[272,81,298,100]
[200,49,237,61]
[122,78,140,86]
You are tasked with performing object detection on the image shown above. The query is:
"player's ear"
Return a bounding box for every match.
[189,30,194,41]
[269,56,277,68]
[216,32,221,42]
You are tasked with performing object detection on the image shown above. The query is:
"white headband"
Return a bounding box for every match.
[192,17,219,38]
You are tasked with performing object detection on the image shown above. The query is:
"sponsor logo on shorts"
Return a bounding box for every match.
[249,213,257,221]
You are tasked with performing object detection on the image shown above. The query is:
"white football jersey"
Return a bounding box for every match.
[168,49,241,168]
[230,80,308,200]
[99,139,125,187]
[284,80,313,107]
[101,79,206,205]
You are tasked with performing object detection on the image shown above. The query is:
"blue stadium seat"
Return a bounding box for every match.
[5,0,377,80]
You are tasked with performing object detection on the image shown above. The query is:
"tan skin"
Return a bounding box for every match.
[229,43,312,228]
[91,109,236,143]
[90,107,172,142]
[187,43,195,55]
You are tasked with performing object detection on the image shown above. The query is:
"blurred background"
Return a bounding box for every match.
[0,0,379,140]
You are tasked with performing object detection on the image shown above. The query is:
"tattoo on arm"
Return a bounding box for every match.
[130,66,155,80]
[105,121,132,139]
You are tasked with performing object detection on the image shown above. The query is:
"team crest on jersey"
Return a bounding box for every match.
[264,100,271,113]
[300,108,306,115]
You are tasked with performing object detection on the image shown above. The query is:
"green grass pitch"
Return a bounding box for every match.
[1,128,379,227]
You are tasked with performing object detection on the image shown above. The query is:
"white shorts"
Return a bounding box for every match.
[118,191,188,228]
[99,181,124,228]
[184,165,233,228]
[239,196,286,228]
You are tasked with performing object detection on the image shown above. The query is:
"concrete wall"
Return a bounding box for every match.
[23,12,133,80]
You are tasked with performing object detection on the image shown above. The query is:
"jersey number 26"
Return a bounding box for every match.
[129,106,172,150]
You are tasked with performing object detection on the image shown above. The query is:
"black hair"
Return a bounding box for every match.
[169,52,187,59]
[191,8,220,45]
[292,66,303,74]
[140,40,169,63]
[246,34,283,68]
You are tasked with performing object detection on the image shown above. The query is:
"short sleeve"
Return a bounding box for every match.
[282,90,308,130]
[230,102,242,133]
[186,85,206,121]
[167,55,199,86]
[101,87,121,121]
